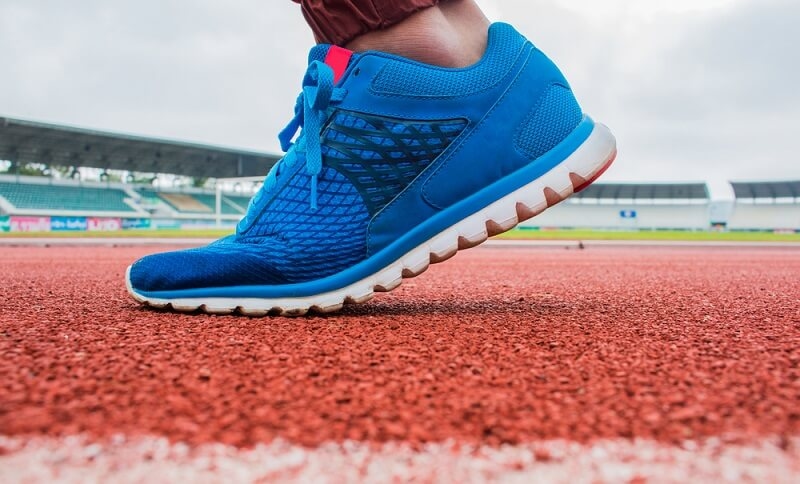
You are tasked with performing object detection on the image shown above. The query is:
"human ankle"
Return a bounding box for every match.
[344,0,490,68]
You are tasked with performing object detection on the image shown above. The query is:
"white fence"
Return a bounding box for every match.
[521,201,711,230]
[727,203,800,231]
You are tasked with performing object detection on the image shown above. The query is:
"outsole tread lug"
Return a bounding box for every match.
[200,305,235,315]
[282,308,309,317]
[457,234,486,250]
[485,216,518,237]
[374,279,402,292]
[345,293,374,305]
[238,308,269,317]
[310,303,344,314]
[401,265,429,278]
[569,172,588,190]
[515,201,545,222]
[543,187,563,207]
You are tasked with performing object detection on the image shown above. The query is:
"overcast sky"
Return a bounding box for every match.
[1,0,797,195]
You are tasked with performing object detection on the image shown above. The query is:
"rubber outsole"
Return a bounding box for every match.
[127,123,617,317]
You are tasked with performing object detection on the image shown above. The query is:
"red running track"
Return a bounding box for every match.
[0,245,798,449]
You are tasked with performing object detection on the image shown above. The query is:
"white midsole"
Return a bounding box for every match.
[126,123,617,316]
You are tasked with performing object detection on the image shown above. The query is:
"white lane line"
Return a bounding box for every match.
[1,435,798,484]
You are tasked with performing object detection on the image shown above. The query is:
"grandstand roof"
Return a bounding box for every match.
[730,180,800,199]
[573,183,710,200]
[0,116,279,178]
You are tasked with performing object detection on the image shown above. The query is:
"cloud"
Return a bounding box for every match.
[0,0,310,151]
[481,0,800,183]
[618,0,800,182]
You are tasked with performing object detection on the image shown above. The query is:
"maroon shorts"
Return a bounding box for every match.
[292,0,439,45]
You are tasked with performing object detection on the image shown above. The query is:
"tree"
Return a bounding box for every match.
[15,163,49,176]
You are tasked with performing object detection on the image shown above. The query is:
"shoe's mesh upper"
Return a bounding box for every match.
[515,84,582,160]
[129,236,287,291]
[323,111,467,216]
[236,166,371,281]
[370,23,524,97]
[130,167,371,291]
[308,44,329,64]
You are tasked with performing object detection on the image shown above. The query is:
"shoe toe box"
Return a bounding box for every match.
[128,240,287,294]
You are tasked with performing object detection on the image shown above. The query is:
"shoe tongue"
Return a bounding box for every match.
[308,44,353,84]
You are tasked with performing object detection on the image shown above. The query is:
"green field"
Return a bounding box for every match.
[2,228,799,242]
[496,228,800,242]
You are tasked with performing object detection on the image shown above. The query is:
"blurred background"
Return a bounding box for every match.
[0,0,798,236]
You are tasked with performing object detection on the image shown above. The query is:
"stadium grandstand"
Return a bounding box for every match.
[0,116,278,232]
[727,180,800,231]
[0,116,277,178]
[520,182,712,230]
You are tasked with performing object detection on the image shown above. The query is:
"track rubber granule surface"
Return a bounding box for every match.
[1,245,798,451]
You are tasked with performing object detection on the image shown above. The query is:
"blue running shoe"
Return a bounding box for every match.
[126,23,617,316]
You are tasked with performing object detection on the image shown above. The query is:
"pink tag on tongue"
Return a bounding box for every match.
[324,45,353,84]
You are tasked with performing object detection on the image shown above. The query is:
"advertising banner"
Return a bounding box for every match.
[51,216,88,232]
[152,219,182,230]
[87,217,122,231]
[0,215,9,233]
[121,218,151,230]
[10,216,51,232]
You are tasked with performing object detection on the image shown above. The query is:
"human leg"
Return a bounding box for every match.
[292,0,439,45]
[293,0,489,68]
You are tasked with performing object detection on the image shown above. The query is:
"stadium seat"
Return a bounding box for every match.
[0,181,136,212]
[137,189,251,215]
